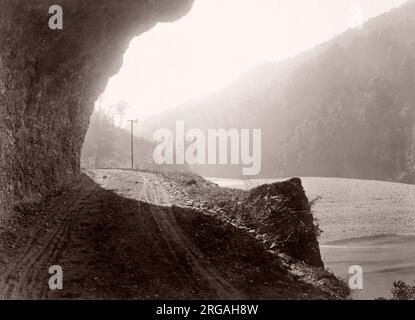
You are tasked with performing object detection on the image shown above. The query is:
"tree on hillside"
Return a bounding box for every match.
[109,100,130,128]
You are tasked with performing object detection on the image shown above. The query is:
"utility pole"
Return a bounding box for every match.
[127,119,138,170]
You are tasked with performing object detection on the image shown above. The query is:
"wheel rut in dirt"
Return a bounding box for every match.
[0,169,332,299]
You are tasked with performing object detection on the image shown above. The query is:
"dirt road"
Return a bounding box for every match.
[0,169,334,299]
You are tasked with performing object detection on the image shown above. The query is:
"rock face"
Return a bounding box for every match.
[0,0,193,216]
[247,178,324,267]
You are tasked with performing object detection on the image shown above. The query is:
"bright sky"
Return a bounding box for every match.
[100,0,408,122]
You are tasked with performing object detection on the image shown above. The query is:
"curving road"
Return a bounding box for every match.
[0,170,243,299]
[0,169,334,299]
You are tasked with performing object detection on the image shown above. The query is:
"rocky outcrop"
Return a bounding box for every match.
[161,172,324,268]
[246,178,323,267]
[0,0,193,216]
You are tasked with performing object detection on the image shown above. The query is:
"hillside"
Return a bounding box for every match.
[138,0,415,183]
[81,109,189,173]
[81,109,155,169]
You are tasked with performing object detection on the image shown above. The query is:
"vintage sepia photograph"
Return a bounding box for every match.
[0,0,415,309]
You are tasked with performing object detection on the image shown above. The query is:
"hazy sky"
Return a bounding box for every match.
[100,0,408,122]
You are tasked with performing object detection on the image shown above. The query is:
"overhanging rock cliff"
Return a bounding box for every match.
[0,0,193,216]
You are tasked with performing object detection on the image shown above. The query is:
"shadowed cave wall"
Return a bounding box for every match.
[0,0,193,216]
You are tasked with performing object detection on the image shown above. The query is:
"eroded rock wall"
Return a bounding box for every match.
[246,178,324,267]
[0,0,193,216]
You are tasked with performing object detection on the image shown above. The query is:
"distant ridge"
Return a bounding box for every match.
[139,0,415,182]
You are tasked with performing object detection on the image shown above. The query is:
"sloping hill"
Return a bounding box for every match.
[139,0,415,182]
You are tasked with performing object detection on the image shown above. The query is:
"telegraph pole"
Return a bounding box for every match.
[127,119,138,170]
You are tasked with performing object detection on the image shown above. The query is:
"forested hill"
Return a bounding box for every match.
[138,0,415,182]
